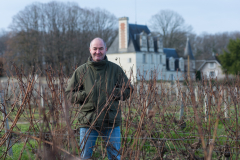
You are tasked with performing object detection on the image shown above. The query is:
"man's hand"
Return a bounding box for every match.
[112,88,121,100]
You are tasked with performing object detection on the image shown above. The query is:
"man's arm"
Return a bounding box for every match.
[65,70,86,104]
[114,68,133,101]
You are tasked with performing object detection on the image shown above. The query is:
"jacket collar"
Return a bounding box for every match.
[87,56,108,70]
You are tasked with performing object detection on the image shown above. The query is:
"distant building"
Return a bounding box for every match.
[196,53,225,79]
[107,17,195,82]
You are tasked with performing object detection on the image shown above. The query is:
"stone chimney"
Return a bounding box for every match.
[119,17,129,50]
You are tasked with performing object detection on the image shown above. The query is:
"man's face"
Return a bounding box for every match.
[89,39,107,62]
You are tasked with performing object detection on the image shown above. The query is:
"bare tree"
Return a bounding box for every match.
[5,1,117,75]
[191,31,240,58]
[149,10,192,55]
[0,30,9,76]
[0,30,9,56]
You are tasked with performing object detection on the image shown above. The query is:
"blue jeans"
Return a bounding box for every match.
[79,126,121,160]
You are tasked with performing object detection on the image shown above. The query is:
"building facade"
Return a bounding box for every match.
[107,17,195,82]
[196,54,226,79]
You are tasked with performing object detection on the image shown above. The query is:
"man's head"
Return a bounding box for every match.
[89,37,107,62]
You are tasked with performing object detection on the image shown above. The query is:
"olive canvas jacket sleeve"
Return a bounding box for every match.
[65,56,133,129]
[65,65,87,104]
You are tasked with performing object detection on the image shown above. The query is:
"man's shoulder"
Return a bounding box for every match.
[75,63,88,72]
[107,61,122,71]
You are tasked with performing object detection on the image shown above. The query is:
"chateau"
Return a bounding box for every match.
[107,17,195,82]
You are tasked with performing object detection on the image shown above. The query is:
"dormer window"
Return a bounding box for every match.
[170,61,174,70]
[140,36,147,47]
[139,31,148,51]
[157,37,163,53]
[209,62,215,68]
[179,58,184,71]
[169,57,175,71]
[148,35,154,52]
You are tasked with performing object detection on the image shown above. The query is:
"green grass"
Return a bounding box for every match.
[0,140,37,160]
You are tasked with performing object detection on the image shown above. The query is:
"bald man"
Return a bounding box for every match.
[65,37,133,159]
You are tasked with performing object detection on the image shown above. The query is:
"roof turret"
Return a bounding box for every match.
[183,38,195,60]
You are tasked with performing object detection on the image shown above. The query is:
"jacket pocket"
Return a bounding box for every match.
[80,103,95,112]
[108,102,121,124]
[78,105,96,126]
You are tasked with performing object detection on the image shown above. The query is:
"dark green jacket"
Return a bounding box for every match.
[65,56,133,129]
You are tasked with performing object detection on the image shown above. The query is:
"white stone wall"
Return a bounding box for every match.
[107,53,136,81]
[107,52,185,82]
[135,52,168,81]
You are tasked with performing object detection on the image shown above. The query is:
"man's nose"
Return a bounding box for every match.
[96,49,101,53]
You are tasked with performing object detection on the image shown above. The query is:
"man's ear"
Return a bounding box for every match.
[105,47,107,51]
[89,48,91,52]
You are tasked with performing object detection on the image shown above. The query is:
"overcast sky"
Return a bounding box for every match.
[1,0,240,35]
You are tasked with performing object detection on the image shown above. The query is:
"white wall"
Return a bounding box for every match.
[107,52,185,82]
[107,53,136,81]
[135,52,168,81]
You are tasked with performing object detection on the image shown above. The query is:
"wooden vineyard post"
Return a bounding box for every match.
[169,86,171,101]
[179,92,186,120]
[41,85,45,108]
[224,88,229,119]
[195,86,198,103]
[1,89,13,156]
[228,88,231,106]
[175,86,179,101]
[204,90,208,122]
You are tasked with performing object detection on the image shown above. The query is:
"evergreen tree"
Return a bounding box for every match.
[219,38,240,75]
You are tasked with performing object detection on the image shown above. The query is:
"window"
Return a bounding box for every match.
[157,39,163,52]
[143,70,147,78]
[209,63,215,68]
[140,33,148,52]
[179,58,184,71]
[143,54,146,63]
[192,61,195,69]
[140,36,147,48]
[169,57,175,71]
[151,54,154,64]
[180,61,184,70]
[160,55,162,64]
[148,37,154,51]
[171,74,173,81]
[209,71,215,78]
[170,61,174,70]
[128,58,131,63]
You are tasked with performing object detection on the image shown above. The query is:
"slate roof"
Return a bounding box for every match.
[107,23,151,54]
[163,48,179,58]
[129,24,151,52]
[164,48,180,71]
[195,53,221,71]
[195,61,204,72]
[107,34,136,53]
